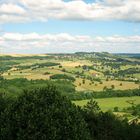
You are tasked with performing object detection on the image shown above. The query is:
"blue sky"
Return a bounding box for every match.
[0,0,140,54]
[3,20,140,36]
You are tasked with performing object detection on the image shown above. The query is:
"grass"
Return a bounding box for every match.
[133,73,140,79]
[73,96,140,111]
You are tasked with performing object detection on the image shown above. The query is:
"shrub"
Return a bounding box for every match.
[114,107,119,112]
[50,74,75,82]
[1,86,90,140]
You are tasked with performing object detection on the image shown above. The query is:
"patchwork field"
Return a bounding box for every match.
[1,53,140,92]
[1,53,140,119]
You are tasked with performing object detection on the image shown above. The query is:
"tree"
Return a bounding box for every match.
[0,76,4,81]
[62,68,66,72]
[1,86,90,140]
[103,86,107,91]
[114,107,119,112]
[0,93,14,138]
[59,65,62,68]
[120,83,122,86]
[100,81,103,84]
[84,99,100,114]
[111,85,115,89]
[79,83,81,86]
[82,79,85,84]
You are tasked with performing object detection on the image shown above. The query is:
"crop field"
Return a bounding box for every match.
[1,53,140,92]
[75,78,139,91]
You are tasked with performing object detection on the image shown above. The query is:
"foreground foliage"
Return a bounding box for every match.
[0,85,140,140]
[83,100,140,140]
[0,86,90,140]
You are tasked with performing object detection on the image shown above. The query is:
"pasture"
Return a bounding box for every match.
[73,96,140,111]
[1,53,140,92]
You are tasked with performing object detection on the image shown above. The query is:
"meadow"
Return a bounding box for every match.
[73,96,140,111]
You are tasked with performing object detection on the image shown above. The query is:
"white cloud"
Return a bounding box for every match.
[0,32,140,53]
[0,3,25,14]
[0,0,140,23]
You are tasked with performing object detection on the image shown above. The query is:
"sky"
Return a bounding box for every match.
[0,0,140,54]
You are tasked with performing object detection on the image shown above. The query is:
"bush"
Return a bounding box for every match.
[83,104,140,140]
[50,74,75,82]
[0,78,75,97]
[66,89,140,101]
[114,107,119,112]
[1,86,90,140]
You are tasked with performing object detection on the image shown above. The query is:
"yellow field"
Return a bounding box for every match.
[60,60,92,67]
[75,78,139,91]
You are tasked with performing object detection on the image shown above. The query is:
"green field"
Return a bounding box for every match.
[73,96,140,111]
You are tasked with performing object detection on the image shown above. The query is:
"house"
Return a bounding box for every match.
[92,73,99,77]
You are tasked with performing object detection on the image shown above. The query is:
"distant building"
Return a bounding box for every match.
[92,73,99,77]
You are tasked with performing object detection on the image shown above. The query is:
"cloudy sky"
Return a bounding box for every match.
[0,0,140,54]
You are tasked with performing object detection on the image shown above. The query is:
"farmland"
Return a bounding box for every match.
[1,52,140,139]
[1,52,140,91]
[0,52,140,117]
[73,96,140,111]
